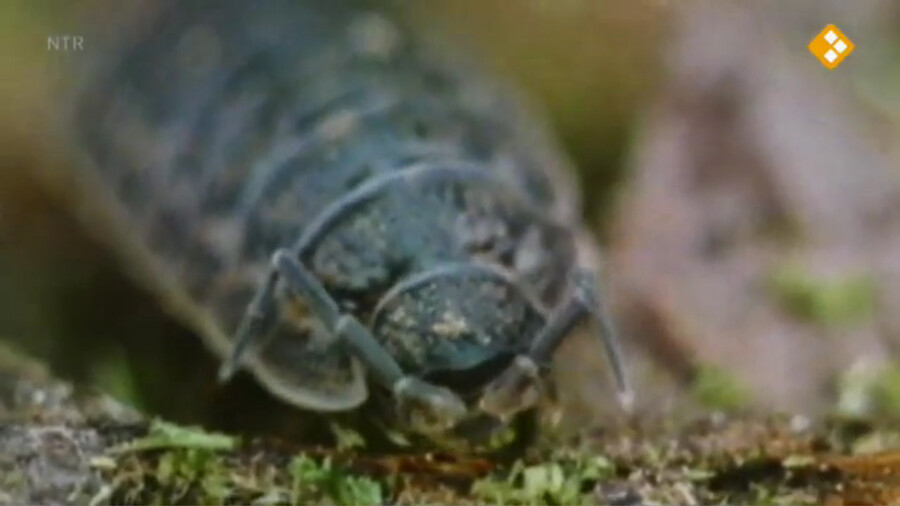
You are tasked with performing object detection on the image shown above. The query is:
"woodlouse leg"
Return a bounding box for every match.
[572,268,632,409]
[218,271,280,383]
[270,249,467,434]
[479,268,633,420]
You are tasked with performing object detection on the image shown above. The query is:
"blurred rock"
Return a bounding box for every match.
[609,0,900,416]
[0,343,144,505]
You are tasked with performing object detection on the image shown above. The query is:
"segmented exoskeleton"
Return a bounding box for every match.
[64,0,630,451]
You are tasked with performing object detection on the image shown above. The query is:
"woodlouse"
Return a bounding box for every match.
[58,0,630,451]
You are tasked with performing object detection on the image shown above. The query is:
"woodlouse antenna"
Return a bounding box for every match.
[577,269,634,412]
[480,267,634,419]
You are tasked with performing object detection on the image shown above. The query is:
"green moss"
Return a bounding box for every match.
[767,265,876,327]
[836,360,900,419]
[289,455,383,506]
[328,422,366,451]
[111,419,236,454]
[154,448,231,504]
[471,452,614,505]
[101,420,382,505]
[102,420,239,504]
[690,365,750,412]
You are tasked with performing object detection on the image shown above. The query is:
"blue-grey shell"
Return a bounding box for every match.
[64,0,584,412]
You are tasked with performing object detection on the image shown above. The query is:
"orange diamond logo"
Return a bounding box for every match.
[808,24,854,70]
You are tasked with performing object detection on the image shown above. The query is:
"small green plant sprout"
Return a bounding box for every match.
[690,364,751,412]
[109,419,236,454]
[767,264,876,327]
[289,455,383,506]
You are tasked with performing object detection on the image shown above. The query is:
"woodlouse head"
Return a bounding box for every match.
[367,263,632,452]
[367,263,554,451]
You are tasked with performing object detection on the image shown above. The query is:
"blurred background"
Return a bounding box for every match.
[1,0,900,435]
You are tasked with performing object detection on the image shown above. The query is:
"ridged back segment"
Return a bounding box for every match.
[70,1,583,408]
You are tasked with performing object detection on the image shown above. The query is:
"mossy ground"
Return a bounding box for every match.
[89,415,900,505]
[6,339,899,505]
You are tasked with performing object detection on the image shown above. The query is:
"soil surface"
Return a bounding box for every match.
[3,344,899,506]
